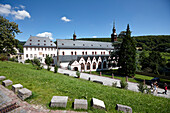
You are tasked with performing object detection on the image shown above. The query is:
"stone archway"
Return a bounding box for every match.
[98,62,101,69]
[74,67,78,71]
[93,62,96,69]
[87,62,90,70]
[103,61,106,69]
[81,63,84,71]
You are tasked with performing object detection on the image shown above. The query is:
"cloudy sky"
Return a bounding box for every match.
[0,0,170,41]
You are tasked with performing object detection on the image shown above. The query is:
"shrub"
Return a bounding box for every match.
[9,57,18,62]
[0,54,8,61]
[54,65,58,73]
[120,78,128,89]
[76,71,80,78]
[137,82,147,93]
[112,81,117,87]
[47,66,51,71]
[32,58,41,70]
[25,59,32,63]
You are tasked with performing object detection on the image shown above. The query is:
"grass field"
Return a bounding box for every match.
[0,61,170,113]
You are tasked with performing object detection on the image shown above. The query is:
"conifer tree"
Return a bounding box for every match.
[118,24,136,76]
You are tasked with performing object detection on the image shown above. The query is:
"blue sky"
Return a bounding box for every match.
[0,0,170,41]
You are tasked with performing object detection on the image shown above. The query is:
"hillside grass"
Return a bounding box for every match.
[0,61,170,113]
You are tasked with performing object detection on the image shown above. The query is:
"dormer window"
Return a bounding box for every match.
[30,39,32,41]
[38,40,40,42]
[30,43,32,45]
[44,40,46,42]
[38,43,40,45]
[91,44,93,46]
[71,51,73,55]
[62,51,65,55]
[107,45,108,47]
[75,51,77,55]
[92,52,94,55]
[44,44,46,46]
[100,45,102,47]
[95,51,97,55]
[83,44,85,46]
[82,52,84,55]
[62,43,64,45]
[50,41,52,42]
[51,44,52,46]
[85,51,87,55]
[73,44,75,46]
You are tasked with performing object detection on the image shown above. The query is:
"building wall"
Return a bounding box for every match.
[24,47,57,63]
[58,49,111,56]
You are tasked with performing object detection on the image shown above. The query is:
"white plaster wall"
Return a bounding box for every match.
[59,49,110,56]
[70,61,81,71]
[24,47,57,63]
[60,62,69,69]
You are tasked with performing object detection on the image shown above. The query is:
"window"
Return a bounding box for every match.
[38,40,40,42]
[41,48,43,51]
[26,47,28,50]
[109,51,111,54]
[51,48,53,51]
[62,43,64,45]
[30,43,32,45]
[103,61,106,68]
[85,51,87,55]
[100,45,102,47]
[50,41,52,42]
[92,52,94,55]
[34,48,36,51]
[38,43,40,45]
[44,44,46,46]
[87,62,90,70]
[38,48,40,51]
[30,39,32,41]
[53,54,55,57]
[26,54,28,58]
[73,44,75,46]
[30,48,32,51]
[30,54,33,58]
[101,52,102,55]
[103,52,105,55]
[75,51,77,55]
[95,51,97,55]
[91,44,93,46]
[44,40,46,42]
[83,44,85,46]
[51,44,52,46]
[71,51,73,55]
[48,48,50,51]
[98,62,102,69]
[93,62,96,69]
[34,54,37,58]
[51,54,53,57]
[43,54,44,57]
[62,51,65,55]
[45,48,46,50]
[81,63,84,70]
[82,51,84,55]
[107,45,108,47]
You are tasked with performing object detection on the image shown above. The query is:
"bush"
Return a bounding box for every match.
[0,54,8,61]
[120,78,128,89]
[25,59,32,63]
[47,66,51,71]
[137,82,147,93]
[9,57,18,62]
[32,58,41,70]
[112,81,117,87]
[76,71,80,78]
[54,65,58,73]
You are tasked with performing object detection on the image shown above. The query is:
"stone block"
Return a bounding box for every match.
[93,80,103,84]
[2,80,13,87]
[92,98,105,109]
[116,104,132,113]
[50,96,68,108]
[74,99,88,110]
[0,76,6,80]
[18,88,32,100]
[12,84,23,93]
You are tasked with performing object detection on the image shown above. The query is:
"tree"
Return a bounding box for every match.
[118,24,136,76]
[45,55,53,71]
[0,16,21,54]
[32,58,42,70]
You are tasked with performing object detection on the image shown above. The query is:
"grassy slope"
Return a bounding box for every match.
[0,61,170,113]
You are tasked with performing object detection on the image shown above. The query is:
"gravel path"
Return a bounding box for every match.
[45,66,170,99]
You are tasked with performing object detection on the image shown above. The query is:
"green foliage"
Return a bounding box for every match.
[137,82,147,93]
[118,24,136,76]
[9,57,18,62]
[112,81,117,87]
[45,55,53,71]
[25,59,32,63]
[0,61,170,113]
[120,78,128,89]
[0,53,8,61]
[76,71,80,78]
[32,58,41,70]
[54,65,58,73]
[0,16,21,54]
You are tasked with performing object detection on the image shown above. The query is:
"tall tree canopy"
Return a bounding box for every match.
[0,16,21,54]
[118,24,136,76]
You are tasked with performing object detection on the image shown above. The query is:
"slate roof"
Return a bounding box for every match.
[24,36,56,47]
[56,39,114,50]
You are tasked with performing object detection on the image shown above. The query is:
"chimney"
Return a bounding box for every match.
[73,31,76,41]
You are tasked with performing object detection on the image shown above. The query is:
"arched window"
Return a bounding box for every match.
[81,63,84,70]
[103,61,106,68]
[71,51,73,55]
[62,51,65,55]
[87,62,90,70]
[75,51,77,55]
[98,62,101,69]
[93,62,96,69]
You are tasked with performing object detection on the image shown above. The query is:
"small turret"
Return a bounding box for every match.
[111,21,117,42]
[73,31,77,41]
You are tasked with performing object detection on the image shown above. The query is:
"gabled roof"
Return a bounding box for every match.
[56,39,114,50]
[24,36,56,47]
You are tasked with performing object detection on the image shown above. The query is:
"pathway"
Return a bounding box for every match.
[45,65,170,99]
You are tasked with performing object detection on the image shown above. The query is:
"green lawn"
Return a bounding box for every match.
[0,61,170,113]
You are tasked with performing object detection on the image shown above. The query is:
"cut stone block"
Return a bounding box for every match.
[12,84,23,93]
[92,98,105,109]
[116,104,132,113]
[50,96,68,108]
[0,76,6,80]
[18,88,32,100]
[93,80,103,84]
[2,79,13,87]
[74,99,88,110]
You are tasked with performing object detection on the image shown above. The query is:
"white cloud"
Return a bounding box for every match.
[12,10,31,20]
[20,5,25,9]
[93,36,97,38]
[36,32,53,40]
[0,4,30,20]
[0,4,11,16]
[61,16,71,22]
